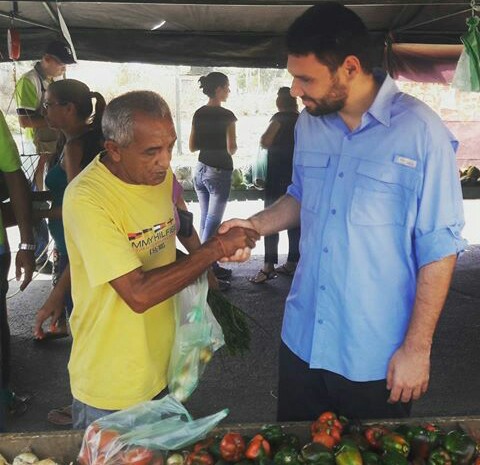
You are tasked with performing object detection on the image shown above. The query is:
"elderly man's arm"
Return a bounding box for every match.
[110,227,258,313]
[386,254,456,403]
[4,169,35,290]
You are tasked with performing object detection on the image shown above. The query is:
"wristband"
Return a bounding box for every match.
[18,243,36,251]
[213,236,228,258]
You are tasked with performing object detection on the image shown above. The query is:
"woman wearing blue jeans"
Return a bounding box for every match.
[190,72,237,281]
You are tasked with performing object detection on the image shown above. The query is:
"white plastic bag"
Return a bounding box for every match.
[168,273,224,402]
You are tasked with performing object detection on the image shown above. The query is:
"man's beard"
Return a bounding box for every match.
[302,77,348,116]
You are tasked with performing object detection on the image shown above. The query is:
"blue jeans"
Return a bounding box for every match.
[194,162,232,243]
[72,398,115,429]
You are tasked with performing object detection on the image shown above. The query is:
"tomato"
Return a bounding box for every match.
[122,447,154,465]
[98,429,121,453]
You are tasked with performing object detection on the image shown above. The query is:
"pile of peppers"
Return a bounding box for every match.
[177,412,480,465]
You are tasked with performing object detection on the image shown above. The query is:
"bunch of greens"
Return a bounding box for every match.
[207,289,251,356]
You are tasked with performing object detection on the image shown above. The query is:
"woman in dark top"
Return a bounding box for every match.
[37,79,105,338]
[189,72,237,281]
[249,87,300,284]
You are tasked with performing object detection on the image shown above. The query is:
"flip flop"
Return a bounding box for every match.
[274,264,296,276]
[34,330,69,342]
[248,269,277,284]
[47,405,73,426]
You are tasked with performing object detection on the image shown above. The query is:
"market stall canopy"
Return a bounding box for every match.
[0,0,474,68]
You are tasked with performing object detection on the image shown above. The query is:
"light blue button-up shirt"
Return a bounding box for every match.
[284,71,466,382]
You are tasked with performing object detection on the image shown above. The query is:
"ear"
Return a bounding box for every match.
[342,55,362,77]
[104,140,122,162]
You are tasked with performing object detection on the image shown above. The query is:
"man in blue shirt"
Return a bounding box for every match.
[220,2,466,420]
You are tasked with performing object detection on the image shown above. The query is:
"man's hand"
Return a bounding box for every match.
[386,344,430,403]
[15,249,34,291]
[217,219,258,262]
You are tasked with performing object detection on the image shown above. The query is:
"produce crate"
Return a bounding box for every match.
[1,417,479,464]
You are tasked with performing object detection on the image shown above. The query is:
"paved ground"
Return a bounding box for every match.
[3,199,480,433]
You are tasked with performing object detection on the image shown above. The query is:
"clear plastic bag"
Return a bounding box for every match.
[168,273,224,402]
[78,395,228,465]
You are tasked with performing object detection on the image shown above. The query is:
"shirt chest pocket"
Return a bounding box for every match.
[350,160,417,227]
[299,152,330,213]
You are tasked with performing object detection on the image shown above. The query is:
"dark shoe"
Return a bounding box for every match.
[274,263,297,276]
[213,265,232,280]
[248,269,277,284]
[35,259,53,274]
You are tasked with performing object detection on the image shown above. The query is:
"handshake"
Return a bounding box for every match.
[209,218,260,263]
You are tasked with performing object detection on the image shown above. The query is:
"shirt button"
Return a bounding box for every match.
[331,209,336,215]
[320,285,326,291]
[338,172,344,178]
[323,247,329,253]
[317,319,324,325]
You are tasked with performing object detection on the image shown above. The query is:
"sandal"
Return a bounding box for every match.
[47,405,73,426]
[274,263,297,276]
[248,269,277,284]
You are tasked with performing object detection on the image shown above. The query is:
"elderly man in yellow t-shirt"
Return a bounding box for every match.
[34,91,258,428]
[0,110,35,431]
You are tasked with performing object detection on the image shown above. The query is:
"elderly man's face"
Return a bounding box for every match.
[107,113,176,186]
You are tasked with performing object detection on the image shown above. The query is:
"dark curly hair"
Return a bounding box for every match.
[286,2,373,74]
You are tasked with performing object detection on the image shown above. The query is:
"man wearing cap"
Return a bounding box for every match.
[15,39,76,273]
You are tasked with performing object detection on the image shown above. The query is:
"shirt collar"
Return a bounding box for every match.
[366,69,399,128]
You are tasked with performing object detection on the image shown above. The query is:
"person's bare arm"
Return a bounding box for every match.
[218,194,300,263]
[3,169,35,290]
[110,227,258,313]
[260,120,281,149]
[189,124,198,152]
[226,122,237,156]
[18,114,47,129]
[63,139,85,183]
[387,254,457,403]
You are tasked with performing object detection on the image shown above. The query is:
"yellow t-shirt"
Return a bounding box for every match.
[63,154,177,410]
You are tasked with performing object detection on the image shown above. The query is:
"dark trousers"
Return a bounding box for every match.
[0,253,11,431]
[264,189,300,264]
[277,341,411,421]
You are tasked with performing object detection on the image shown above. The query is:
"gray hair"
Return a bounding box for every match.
[102,90,171,146]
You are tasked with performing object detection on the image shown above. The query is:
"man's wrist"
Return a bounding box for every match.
[18,242,36,251]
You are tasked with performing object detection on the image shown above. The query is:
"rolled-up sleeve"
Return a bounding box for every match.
[414,127,467,269]
[286,124,302,203]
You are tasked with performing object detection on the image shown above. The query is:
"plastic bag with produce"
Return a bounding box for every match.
[168,273,224,402]
[77,395,228,465]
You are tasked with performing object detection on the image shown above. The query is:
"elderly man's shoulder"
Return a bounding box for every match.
[64,158,109,204]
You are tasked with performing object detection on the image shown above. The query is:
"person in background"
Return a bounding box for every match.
[219,2,465,420]
[35,79,105,342]
[189,72,237,285]
[31,79,105,426]
[34,91,257,428]
[15,39,76,274]
[249,87,300,284]
[0,110,35,431]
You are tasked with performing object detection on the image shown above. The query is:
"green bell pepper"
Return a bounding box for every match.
[427,448,453,465]
[443,431,477,465]
[380,433,410,457]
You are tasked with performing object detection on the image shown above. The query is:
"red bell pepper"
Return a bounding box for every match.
[245,434,271,460]
[220,433,246,462]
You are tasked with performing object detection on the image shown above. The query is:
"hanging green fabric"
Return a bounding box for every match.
[453,15,480,91]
